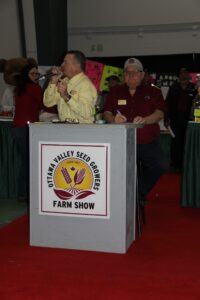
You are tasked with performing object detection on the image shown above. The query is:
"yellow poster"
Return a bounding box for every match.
[100,65,124,92]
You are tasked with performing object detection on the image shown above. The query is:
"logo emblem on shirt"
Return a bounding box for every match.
[144,95,151,100]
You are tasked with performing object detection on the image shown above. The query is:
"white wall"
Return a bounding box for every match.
[68,0,200,27]
[1,0,200,60]
[0,0,21,59]
[68,0,200,57]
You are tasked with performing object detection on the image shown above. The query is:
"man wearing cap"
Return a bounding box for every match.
[103,57,169,205]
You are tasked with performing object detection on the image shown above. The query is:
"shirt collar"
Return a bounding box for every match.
[68,72,85,85]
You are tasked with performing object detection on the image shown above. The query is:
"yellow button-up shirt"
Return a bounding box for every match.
[43,72,97,123]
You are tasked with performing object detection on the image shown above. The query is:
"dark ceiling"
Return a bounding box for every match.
[89,53,200,74]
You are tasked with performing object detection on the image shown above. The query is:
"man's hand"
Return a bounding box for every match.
[50,67,63,84]
[133,116,146,124]
[103,111,127,123]
[57,81,70,102]
[133,110,164,125]
[114,113,127,123]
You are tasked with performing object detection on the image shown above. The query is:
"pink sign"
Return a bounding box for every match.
[190,72,200,83]
[85,60,104,91]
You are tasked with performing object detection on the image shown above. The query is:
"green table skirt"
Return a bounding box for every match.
[181,122,200,208]
[0,121,21,200]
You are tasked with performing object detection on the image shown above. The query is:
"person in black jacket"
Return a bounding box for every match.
[165,68,196,171]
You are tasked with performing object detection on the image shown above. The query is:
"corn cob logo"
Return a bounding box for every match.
[53,158,95,201]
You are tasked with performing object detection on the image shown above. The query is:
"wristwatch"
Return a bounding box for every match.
[64,93,71,102]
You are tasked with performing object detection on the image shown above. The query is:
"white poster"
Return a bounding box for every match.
[39,142,110,218]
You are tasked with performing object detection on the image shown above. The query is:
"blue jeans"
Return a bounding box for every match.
[137,138,169,198]
[12,126,29,199]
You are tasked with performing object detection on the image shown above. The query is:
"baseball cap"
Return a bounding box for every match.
[124,57,143,72]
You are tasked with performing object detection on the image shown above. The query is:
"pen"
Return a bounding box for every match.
[116,110,122,115]
[167,125,175,138]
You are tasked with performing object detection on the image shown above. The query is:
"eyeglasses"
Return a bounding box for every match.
[29,72,40,76]
[124,71,142,77]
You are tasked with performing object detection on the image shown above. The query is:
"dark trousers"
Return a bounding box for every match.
[12,126,29,199]
[137,138,169,199]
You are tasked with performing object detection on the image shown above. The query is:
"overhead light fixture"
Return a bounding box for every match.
[137,28,144,38]
[69,22,200,36]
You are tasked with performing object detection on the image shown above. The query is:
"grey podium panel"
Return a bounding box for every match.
[29,123,137,253]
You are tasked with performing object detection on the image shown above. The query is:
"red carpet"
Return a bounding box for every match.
[1,173,200,300]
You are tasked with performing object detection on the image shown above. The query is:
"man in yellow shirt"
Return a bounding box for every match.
[43,50,97,123]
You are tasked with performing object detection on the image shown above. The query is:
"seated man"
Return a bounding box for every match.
[43,50,97,123]
[103,57,169,204]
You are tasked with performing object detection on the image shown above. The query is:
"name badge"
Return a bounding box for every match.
[118,99,127,105]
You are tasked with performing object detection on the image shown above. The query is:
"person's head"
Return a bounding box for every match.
[124,57,144,89]
[106,75,120,90]
[179,68,190,83]
[28,66,40,83]
[61,50,86,79]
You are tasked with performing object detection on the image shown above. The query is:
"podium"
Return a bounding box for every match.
[29,123,138,253]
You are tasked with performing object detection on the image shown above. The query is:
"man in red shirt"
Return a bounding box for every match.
[103,57,169,204]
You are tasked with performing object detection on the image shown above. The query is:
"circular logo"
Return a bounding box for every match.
[53,158,95,200]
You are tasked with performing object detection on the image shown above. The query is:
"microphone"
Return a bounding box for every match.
[38,71,63,81]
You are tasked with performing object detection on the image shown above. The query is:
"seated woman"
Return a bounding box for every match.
[12,63,43,202]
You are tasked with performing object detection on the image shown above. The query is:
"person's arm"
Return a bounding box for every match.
[43,67,64,108]
[43,83,62,107]
[103,111,115,123]
[103,111,127,123]
[133,109,164,125]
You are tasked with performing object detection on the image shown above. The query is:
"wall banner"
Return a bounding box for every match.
[39,142,110,218]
